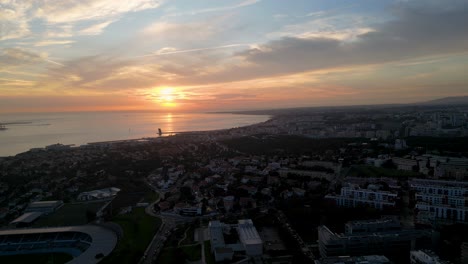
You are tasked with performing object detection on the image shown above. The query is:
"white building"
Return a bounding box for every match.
[173,202,202,216]
[393,157,418,171]
[325,185,398,210]
[318,218,429,258]
[410,250,451,264]
[209,219,263,262]
[345,217,401,234]
[77,187,120,201]
[410,179,468,222]
[237,219,263,256]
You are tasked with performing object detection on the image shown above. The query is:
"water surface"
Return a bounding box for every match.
[0,112,269,156]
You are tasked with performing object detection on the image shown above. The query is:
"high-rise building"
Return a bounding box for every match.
[325,185,398,210]
[410,179,468,223]
[318,217,430,258]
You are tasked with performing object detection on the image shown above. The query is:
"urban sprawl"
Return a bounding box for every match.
[1,104,468,264]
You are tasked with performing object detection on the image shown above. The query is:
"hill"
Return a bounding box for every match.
[418,96,468,105]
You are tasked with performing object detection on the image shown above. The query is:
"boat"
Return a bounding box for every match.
[0,124,6,131]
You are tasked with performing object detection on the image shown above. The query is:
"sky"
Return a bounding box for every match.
[0,0,467,113]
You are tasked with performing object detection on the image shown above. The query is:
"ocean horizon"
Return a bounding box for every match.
[0,111,270,157]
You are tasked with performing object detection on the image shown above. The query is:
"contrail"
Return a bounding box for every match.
[139,44,251,58]
[44,58,64,66]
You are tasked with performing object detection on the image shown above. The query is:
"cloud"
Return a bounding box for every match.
[0,48,45,67]
[142,44,250,57]
[0,1,31,40]
[267,12,377,41]
[78,20,115,36]
[164,0,261,17]
[38,56,133,91]
[189,1,468,83]
[0,77,36,87]
[0,94,153,113]
[0,0,163,40]
[214,93,257,100]
[3,0,467,112]
[34,40,75,47]
[44,25,74,38]
[0,19,30,41]
[35,0,163,23]
[141,21,217,42]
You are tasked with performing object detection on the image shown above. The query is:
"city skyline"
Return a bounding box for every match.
[1,0,468,113]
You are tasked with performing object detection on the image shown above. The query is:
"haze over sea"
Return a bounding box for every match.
[0,112,269,157]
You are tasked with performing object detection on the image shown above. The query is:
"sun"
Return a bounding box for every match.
[159,87,175,102]
[153,87,180,108]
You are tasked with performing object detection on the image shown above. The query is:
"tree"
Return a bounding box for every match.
[180,186,195,201]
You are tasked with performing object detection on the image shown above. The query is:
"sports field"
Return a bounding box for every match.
[33,201,108,227]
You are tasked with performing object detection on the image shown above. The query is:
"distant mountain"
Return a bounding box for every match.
[219,95,468,116]
[419,96,468,105]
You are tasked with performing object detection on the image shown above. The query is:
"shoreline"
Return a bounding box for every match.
[0,113,273,158]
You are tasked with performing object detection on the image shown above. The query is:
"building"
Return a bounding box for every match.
[237,219,263,256]
[223,196,235,212]
[24,200,63,215]
[209,219,263,262]
[393,157,418,171]
[345,217,401,234]
[315,255,391,264]
[461,242,468,264]
[77,187,120,201]
[10,212,43,228]
[410,250,452,264]
[318,217,430,258]
[410,179,468,223]
[415,155,468,180]
[325,184,398,210]
[0,225,117,264]
[395,139,408,150]
[173,202,202,216]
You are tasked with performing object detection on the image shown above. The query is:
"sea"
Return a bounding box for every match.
[0,111,270,157]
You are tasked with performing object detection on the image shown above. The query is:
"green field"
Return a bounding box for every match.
[182,244,202,261]
[0,253,73,264]
[157,244,202,264]
[204,241,216,264]
[143,191,159,203]
[33,201,108,227]
[101,208,162,264]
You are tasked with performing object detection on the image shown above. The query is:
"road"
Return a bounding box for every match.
[277,210,315,262]
[196,228,207,264]
[139,175,194,264]
[139,197,178,264]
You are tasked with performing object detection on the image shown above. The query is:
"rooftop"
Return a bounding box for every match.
[0,225,117,264]
[28,200,63,208]
[237,219,262,245]
[10,212,43,224]
[209,220,225,247]
[318,255,391,264]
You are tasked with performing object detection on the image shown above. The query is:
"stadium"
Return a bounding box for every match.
[0,225,117,263]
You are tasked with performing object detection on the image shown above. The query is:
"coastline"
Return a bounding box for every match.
[0,112,273,157]
[62,114,274,146]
